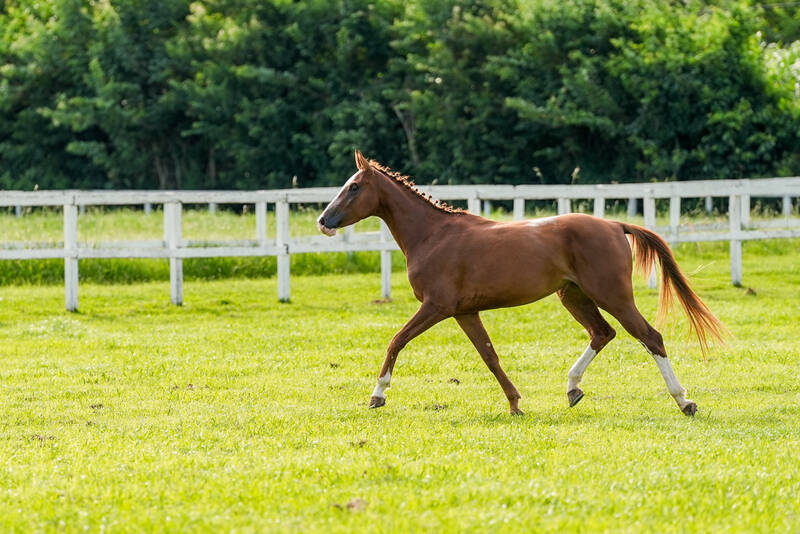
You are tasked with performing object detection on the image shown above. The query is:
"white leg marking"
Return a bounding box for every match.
[652,355,693,409]
[567,345,597,392]
[371,371,391,399]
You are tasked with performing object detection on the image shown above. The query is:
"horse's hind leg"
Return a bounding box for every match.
[455,313,523,415]
[571,230,696,416]
[599,298,697,416]
[557,283,617,407]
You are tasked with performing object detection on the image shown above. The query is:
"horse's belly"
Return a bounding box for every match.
[452,257,568,312]
[467,276,564,310]
[407,221,573,313]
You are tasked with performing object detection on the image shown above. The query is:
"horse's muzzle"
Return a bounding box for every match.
[317,222,337,237]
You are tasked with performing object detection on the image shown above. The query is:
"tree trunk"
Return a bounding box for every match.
[208,146,216,188]
[153,146,168,190]
[394,104,420,168]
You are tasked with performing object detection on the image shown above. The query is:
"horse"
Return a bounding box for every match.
[317,151,726,416]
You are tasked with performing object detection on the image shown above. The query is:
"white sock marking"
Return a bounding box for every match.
[371,371,391,398]
[652,355,693,409]
[567,345,597,392]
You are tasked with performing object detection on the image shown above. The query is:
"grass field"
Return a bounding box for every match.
[0,219,799,531]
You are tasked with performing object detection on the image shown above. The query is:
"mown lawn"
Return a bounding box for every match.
[0,239,798,532]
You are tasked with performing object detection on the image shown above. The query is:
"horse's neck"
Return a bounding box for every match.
[376,179,451,256]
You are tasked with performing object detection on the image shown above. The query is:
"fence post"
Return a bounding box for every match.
[343,225,355,259]
[513,198,525,220]
[782,195,792,217]
[627,197,638,218]
[64,202,79,312]
[255,201,267,246]
[15,205,23,218]
[593,197,605,218]
[740,194,750,227]
[144,202,153,215]
[557,197,571,215]
[164,202,183,305]
[209,202,217,214]
[380,220,392,300]
[483,200,493,218]
[669,195,680,241]
[729,195,742,286]
[468,196,480,214]
[705,196,713,214]
[643,195,657,289]
[276,199,290,302]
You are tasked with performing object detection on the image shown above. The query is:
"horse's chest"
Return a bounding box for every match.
[406,265,428,295]
[406,255,460,303]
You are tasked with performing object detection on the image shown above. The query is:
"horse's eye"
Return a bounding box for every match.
[349,183,359,193]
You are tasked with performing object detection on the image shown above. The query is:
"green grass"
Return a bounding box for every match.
[0,236,798,532]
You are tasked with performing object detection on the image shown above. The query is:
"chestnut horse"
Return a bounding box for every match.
[318,151,725,416]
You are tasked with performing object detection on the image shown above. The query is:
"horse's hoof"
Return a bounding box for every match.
[682,402,697,417]
[510,407,524,416]
[369,396,385,409]
[567,388,584,407]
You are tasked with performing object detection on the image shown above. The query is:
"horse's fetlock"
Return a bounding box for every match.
[377,372,391,386]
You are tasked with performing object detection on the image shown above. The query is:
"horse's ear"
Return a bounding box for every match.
[355,150,371,171]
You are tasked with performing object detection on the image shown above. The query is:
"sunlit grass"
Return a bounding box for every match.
[0,236,797,532]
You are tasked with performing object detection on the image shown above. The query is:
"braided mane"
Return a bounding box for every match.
[368,159,465,215]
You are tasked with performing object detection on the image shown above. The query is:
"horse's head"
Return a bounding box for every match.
[317,150,382,236]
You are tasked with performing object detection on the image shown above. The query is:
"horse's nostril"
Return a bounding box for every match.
[318,216,326,227]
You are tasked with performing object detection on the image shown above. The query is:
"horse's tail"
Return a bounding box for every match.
[621,222,727,353]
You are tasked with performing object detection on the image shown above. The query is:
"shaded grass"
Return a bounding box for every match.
[0,239,798,532]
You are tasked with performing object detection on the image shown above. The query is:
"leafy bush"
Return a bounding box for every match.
[2,0,799,189]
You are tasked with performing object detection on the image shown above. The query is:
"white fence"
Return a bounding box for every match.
[2,177,799,311]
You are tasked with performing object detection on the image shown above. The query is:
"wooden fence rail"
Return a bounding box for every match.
[2,177,800,311]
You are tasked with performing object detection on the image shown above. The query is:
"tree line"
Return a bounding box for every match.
[1,0,799,190]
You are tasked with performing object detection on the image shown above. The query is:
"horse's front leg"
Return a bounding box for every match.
[455,313,523,415]
[369,302,446,409]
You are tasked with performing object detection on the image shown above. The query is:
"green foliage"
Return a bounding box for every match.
[0,0,106,188]
[504,0,800,182]
[1,0,799,189]
[760,1,800,43]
